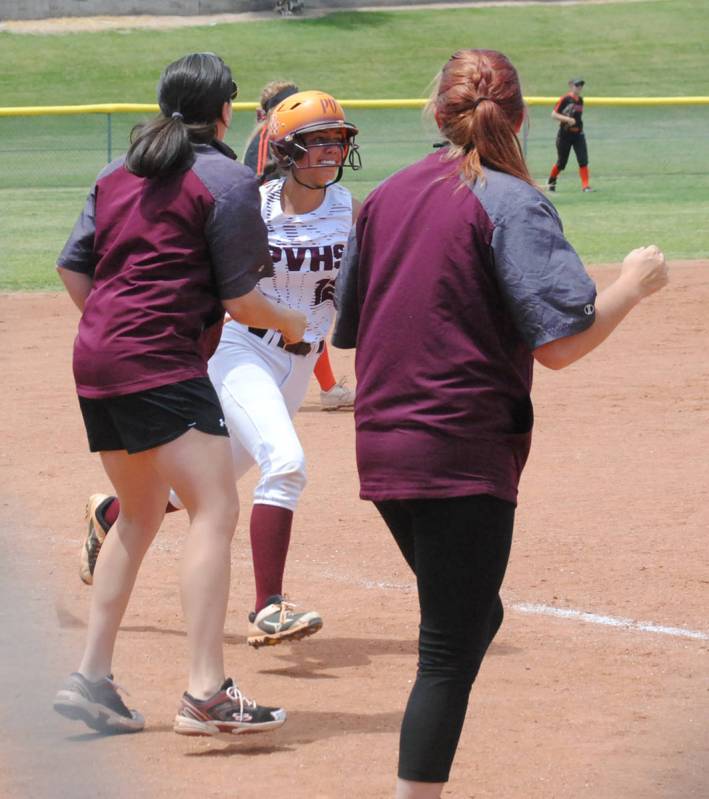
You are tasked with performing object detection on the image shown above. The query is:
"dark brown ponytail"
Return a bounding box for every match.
[126,52,235,179]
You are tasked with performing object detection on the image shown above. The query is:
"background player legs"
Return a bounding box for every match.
[314,343,355,411]
[314,344,337,392]
[376,495,514,799]
[573,135,591,190]
[547,133,572,191]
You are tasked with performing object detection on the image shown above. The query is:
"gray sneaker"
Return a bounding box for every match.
[247,595,323,648]
[53,672,144,734]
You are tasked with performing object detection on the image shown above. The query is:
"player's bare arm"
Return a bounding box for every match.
[533,245,668,370]
[56,266,92,311]
[222,287,307,344]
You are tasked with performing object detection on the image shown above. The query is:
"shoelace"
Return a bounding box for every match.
[278,599,297,624]
[226,684,256,718]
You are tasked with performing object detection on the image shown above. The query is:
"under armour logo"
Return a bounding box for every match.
[583,304,595,315]
[219,418,226,427]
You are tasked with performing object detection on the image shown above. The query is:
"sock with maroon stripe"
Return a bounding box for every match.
[101,496,180,532]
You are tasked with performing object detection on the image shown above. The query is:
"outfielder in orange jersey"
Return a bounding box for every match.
[547,77,593,192]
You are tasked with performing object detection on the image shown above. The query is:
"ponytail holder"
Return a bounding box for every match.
[171,111,184,121]
[470,96,491,110]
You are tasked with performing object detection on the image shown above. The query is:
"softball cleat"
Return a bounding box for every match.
[247,595,323,648]
[80,493,114,585]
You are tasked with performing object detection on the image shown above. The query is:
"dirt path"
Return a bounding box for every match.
[1,261,708,798]
[0,0,655,34]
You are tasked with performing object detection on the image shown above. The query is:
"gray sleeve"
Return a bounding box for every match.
[56,185,97,274]
[206,172,274,300]
[491,195,597,349]
[332,225,360,349]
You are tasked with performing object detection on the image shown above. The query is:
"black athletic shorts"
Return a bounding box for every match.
[78,377,229,454]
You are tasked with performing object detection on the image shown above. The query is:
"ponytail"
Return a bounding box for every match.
[430,49,534,187]
[456,98,531,186]
[125,52,234,179]
[125,115,215,179]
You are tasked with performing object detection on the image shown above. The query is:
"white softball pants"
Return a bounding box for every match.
[170,322,319,512]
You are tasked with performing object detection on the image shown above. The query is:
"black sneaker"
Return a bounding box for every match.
[53,672,144,734]
[247,594,323,648]
[546,182,556,192]
[173,678,286,738]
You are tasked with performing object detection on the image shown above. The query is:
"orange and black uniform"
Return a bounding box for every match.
[548,91,591,190]
[243,126,278,182]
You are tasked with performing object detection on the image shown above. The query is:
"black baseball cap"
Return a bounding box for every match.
[569,78,585,86]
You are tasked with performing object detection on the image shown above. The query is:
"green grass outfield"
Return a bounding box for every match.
[1,0,708,289]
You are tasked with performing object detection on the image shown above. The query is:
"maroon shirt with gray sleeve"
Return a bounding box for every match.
[333,150,597,504]
[58,141,272,399]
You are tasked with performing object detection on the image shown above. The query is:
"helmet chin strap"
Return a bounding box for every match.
[291,165,344,190]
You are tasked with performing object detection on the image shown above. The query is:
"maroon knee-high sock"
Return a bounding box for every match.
[250,504,293,612]
[101,496,180,530]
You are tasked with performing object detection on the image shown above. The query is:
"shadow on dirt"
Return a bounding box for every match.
[184,707,403,756]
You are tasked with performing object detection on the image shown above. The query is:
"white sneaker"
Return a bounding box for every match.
[320,377,355,411]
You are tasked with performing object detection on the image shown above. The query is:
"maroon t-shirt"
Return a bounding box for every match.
[333,150,597,504]
[57,141,272,398]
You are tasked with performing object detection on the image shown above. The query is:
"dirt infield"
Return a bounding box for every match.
[1,261,707,798]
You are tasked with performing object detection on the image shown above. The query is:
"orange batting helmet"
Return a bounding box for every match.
[268,90,361,175]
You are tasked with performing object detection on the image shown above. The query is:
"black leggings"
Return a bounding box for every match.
[555,130,588,170]
[375,494,515,783]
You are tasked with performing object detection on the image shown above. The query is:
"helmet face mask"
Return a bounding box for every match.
[274,128,360,169]
[268,91,361,184]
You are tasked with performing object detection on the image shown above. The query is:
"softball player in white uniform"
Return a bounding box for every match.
[212,178,354,510]
[177,92,362,646]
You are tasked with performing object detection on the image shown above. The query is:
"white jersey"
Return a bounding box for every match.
[256,178,353,344]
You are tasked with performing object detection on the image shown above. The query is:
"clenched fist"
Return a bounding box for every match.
[620,245,669,301]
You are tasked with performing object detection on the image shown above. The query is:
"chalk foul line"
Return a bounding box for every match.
[325,571,708,642]
[512,602,709,641]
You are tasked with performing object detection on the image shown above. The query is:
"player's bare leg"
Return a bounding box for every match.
[152,429,238,699]
[78,450,170,680]
[395,779,445,799]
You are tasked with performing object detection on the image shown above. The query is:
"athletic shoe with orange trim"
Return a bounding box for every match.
[80,493,115,585]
